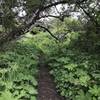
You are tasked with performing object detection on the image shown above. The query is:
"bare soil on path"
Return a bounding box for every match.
[37,63,65,100]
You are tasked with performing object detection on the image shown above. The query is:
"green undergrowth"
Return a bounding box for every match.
[0,30,100,100]
[49,49,100,100]
[32,31,100,100]
[0,35,39,100]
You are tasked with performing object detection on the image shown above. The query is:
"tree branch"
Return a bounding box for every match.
[24,1,69,33]
[0,0,69,44]
[77,4,99,26]
[42,1,68,10]
[36,25,60,41]
[39,14,61,19]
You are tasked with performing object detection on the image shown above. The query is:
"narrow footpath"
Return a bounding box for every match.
[37,60,64,100]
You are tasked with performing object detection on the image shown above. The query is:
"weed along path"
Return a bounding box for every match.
[37,55,64,100]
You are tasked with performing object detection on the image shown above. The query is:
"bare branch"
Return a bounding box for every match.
[77,3,99,26]
[39,14,61,19]
[36,25,60,41]
[42,1,68,10]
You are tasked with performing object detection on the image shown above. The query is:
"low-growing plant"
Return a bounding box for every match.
[49,49,100,100]
[0,37,39,100]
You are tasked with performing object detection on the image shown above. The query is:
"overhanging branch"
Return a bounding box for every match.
[36,25,60,41]
[42,1,68,10]
[0,0,73,44]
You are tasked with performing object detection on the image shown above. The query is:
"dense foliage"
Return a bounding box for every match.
[0,0,100,98]
[49,50,100,100]
[31,18,100,100]
[0,35,39,100]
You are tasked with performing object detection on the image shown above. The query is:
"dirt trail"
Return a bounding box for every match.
[37,61,64,100]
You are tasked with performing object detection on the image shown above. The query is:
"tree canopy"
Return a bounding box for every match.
[0,0,100,44]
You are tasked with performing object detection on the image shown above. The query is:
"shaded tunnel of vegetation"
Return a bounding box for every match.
[0,0,100,100]
[0,26,100,100]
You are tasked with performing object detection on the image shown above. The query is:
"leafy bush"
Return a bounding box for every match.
[0,37,38,100]
[30,28,100,100]
[49,50,100,100]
